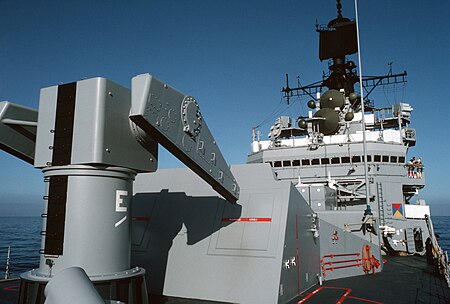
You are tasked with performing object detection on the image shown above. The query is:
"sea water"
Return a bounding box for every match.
[0,217,41,279]
[432,216,450,256]
[0,216,449,279]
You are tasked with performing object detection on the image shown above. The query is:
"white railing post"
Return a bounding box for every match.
[5,245,11,280]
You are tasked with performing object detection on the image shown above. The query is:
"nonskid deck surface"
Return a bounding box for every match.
[1,256,448,303]
[150,255,450,304]
[0,278,20,304]
[295,255,450,304]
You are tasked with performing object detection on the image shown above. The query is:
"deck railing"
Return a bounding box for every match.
[0,245,39,280]
[405,163,424,178]
[2,246,11,279]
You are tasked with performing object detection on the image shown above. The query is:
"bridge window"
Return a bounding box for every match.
[274,161,282,168]
[399,156,405,163]
[292,160,300,166]
[390,156,398,163]
[283,160,291,167]
[382,155,389,162]
[352,156,361,163]
[302,159,310,166]
[331,157,340,164]
[321,158,330,164]
[311,159,320,165]
[362,155,372,162]
[341,157,350,163]
[374,155,381,162]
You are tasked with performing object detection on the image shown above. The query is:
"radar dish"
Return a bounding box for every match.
[307,100,316,109]
[314,108,340,135]
[320,89,345,109]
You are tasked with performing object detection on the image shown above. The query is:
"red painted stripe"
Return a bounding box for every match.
[346,295,384,304]
[324,263,361,271]
[323,258,362,265]
[297,286,383,304]
[132,216,150,222]
[222,217,272,222]
[321,253,360,262]
[336,288,352,304]
[297,286,352,304]
[3,285,19,291]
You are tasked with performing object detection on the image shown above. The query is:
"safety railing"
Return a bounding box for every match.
[320,249,380,278]
[405,163,424,179]
[0,245,40,280]
[0,246,11,279]
[425,215,450,287]
[320,253,361,277]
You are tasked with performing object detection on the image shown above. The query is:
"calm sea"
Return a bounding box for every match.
[0,217,41,279]
[0,216,449,279]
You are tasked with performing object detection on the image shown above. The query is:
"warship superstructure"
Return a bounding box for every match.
[247,1,429,258]
[0,1,449,304]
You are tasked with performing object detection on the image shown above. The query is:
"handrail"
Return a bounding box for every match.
[4,246,11,279]
[320,251,379,277]
[320,253,360,262]
[320,253,361,277]
[322,258,362,265]
[425,215,450,287]
[0,244,40,279]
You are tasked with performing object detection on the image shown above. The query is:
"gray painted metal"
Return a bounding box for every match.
[21,266,148,303]
[0,74,241,303]
[130,73,239,203]
[38,165,136,276]
[248,123,430,256]
[20,164,149,303]
[0,101,37,164]
[318,216,382,281]
[296,184,337,211]
[0,68,440,303]
[34,77,157,172]
[44,267,104,304]
[317,211,381,246]
[131,163,320,303]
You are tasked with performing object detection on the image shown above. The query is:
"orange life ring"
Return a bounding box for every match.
[362,244,373,274]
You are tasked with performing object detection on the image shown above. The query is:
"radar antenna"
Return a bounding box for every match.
[336,0,343,19]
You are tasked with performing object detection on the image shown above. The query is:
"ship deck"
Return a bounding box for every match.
[148,255,450,304]
[294,255,450,303]
[0,278,20,304]
[1,255,449,303]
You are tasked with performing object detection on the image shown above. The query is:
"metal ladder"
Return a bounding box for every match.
[405,228,416,254]
[376,182,385,226]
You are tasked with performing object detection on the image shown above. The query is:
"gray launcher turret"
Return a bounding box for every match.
[0,74,239,303]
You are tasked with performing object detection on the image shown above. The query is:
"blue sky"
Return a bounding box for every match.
[0,0,449,216]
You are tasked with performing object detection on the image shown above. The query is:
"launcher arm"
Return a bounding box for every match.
[0,101,38,164]
[130,73,240,203]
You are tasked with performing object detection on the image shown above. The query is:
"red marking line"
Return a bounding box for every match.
[346,295,384,303]
[296,213,301,295]
[132,216,150,222]
[222,217,272,222]
[323,263,362,271]
[321,253,360,262]
[3,285,19,291]
[320,253,365,277]
[297,286,351,304]
[297,286,383,304]
[323,258,362,265]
